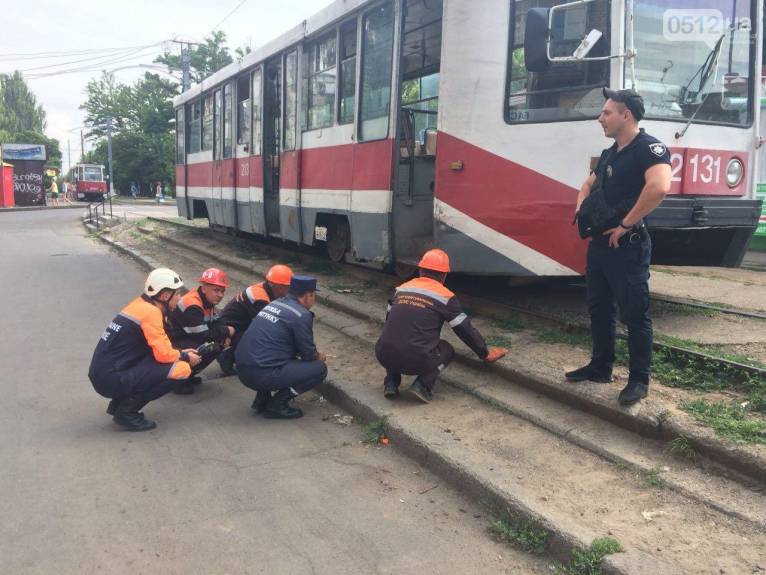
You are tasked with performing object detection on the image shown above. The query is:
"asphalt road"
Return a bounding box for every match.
[0,209,546,575]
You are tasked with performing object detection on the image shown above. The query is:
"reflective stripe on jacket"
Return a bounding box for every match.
[218,282,273,331]
[376,277,487,363]
[89,295,181,378]
[168,287,228,345]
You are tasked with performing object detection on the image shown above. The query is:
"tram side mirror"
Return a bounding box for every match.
[524,8,550,73]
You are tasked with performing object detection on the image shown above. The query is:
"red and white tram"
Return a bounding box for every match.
[70,163,107,201]
[174,0,763,276]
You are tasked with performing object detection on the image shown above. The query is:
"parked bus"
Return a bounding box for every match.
[70,163,106,202]
[173,0,763,276]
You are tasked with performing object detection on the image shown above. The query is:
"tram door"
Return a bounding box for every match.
[393,0,443,265]
[212,88,224,225]
[262,57,282,237]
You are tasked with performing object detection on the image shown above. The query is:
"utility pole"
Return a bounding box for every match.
[80,130,85,162]
[106,119,114,217]
[67,139,71,174]
[181,43,191,92]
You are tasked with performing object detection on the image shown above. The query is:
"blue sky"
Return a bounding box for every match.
[0,0,333,167]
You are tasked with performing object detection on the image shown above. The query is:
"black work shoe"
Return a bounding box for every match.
[189,375,203,386]
[565,363,613,383]
[383,381,400,399]
[106,398,120,416]
[173,382,195,395]
[407,380,433,404]
[217,350,237,376]
[251,390,272,412]
[618,382,649,406]
[262,389,303,419]
[113,397,156,431]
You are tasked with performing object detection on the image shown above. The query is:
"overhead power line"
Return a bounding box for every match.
[0,42,168,61]
[24,47,164,80]
[15,43,165,73]
[211,0,249,33]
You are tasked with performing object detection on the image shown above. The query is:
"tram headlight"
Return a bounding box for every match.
[726,158,744,188]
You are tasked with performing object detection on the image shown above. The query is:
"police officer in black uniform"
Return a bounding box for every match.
[235,275,327,419]
[566,89,672,406]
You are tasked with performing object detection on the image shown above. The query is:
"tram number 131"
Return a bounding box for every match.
[669,148,741,193]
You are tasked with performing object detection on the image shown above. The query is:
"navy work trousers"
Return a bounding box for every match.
[586,236,653,384]
[376,339,455,391]
[237,360,328,396]
[90,356,184,405]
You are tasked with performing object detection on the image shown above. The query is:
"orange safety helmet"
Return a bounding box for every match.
[197,267,229,288]
[418,248,450,273]
[265,264,293,286]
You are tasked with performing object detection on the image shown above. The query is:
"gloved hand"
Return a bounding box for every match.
[484,346,508,363]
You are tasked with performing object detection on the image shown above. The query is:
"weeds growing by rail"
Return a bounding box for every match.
[487,510,549,555]
[680,400,766,444]
[556,537,623,575]
[361,418,388,444]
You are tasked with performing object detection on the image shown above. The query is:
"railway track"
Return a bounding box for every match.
[144,216,766,381]
[96,216,766,574]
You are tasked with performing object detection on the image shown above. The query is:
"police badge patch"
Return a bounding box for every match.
[649,143,666,157]
[606,165,613,178]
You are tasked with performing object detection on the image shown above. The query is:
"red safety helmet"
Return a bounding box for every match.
[265,264,293,286]
[197,267,229,288]
[418,249,450,273]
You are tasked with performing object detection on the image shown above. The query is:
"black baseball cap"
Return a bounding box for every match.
[603,88,645,121]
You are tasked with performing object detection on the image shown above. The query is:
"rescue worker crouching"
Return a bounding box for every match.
[167,267,234,394]
[235,275,327,419]
[88,268,202,431]
[216,264,293,376]
[375,249,508,403]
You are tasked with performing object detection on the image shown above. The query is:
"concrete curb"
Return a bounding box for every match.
[85,221,685,574]
[145,223,766,486]
[1,204,85,213]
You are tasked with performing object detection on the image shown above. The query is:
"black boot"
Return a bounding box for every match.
[106,397,121,415]
[173,380,195,395]
[565,363,613,383]
[218,349,237,376]
[251,390,272,412]
[262,389,303,419]
[618,381,649,406]
[113,397,156,431]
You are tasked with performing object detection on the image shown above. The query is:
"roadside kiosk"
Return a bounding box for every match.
[0,143,47,206]
[0,162,14,208]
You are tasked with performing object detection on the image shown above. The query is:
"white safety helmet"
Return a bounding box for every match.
[144,267,183,297]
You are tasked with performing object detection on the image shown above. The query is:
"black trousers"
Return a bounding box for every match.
[90,356,190,405]
[172,336,221,375]
[375,339,455,391]
[586,236,652,384]
[238,360,328,396]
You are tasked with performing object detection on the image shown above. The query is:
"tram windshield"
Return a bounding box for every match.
[632,0,755,126]
[81,166,104,181]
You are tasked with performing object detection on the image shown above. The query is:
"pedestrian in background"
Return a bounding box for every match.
[131,181,138,199]
[566,89,671,406]
[47,178,59,207]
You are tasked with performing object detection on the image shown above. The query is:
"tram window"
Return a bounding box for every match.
[237,76,251,147]
[401,0,441,78]
[202,95,213,152]
[214,89,223,160]
[305,34,337,130]
[284,51,298,151]
[176,108,185,164]
[360,2,395,141]
[338,21,357,125]
[188,102,201,154]
[223,83,233,158]
[252,68,262,156]
[402,73,439,135]
[506,0,609,124]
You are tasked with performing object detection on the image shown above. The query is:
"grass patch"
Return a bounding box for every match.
[486,335,514,348]
[680,400,766,444]
[491,315,525,332]
[536,326,591,348]
[651,300,716,318]
[488,511,549,555]
[667,436,698,461]
[640,466,666,488]
[361,418,388,444]
[557,537,623,575]
[301,260,341,275]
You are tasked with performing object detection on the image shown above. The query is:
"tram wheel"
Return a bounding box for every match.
[326,219,350,263]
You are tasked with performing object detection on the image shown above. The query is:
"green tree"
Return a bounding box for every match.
[154,32,233,84]
[80,72,132,137]
[0,71,46,133]
[128,73,179,134]
[0,72,61,168]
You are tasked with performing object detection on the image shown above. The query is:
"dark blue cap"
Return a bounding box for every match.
[289,274,319,294]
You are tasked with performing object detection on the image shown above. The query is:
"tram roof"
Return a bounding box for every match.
[173,0,372,108]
